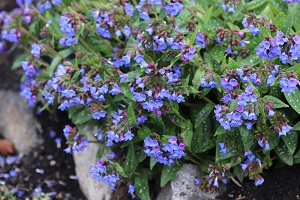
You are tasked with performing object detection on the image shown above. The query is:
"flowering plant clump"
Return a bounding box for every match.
[3,0,300,199]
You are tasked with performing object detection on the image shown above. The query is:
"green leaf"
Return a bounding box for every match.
[95,144,106,162]
[12,53,30,69]
[49,48,73,75]
[138,127,151,141]
[150,157,157,170]
[120,83,134,101]
[181,120,193,147]
[294,149,300,159]
[281,131,298,154]
[134,173,150,200]
[160,162,182,187]
[293,121,300,131]
[239,125,254,151]
[211,45,227,63]
[125,144,138,172]
[127,102,137,125]
[267,133,279,151]
[274,141,293,166]
[263,95,289,108]
[216,133,238,161]
[284,89,300,115]
[113,162,128,177]
[191,118,215,153]
[238,54,260,66]
[274,12,287,30]
[170,114,186,128]
[228,58,240,70]
[71,106,93,125]
[192,68,204,89]
[214,125,225,136]
[194,103,214,128]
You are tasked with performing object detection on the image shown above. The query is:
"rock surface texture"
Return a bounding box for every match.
[0,90,42,154]
[157,164,226,200]
[73,129,112,200]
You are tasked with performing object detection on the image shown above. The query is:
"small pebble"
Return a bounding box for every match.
[50,160,56,166]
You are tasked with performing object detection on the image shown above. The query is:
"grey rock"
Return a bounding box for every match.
[73,128,112,200]
[157,164,226,200]
[0,90,42,154]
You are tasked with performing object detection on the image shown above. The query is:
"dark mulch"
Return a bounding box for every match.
[222,163,300,200]
[0,108,86,199]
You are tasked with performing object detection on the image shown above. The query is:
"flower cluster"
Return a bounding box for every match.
[284,0,300,3]
[3,0,300,197]
[256,32,300,63]
[215,27,246,54]
[279,71,299,93]
[200,68,218,88]
[59,14,81,46]
[215,86,258,130]
[143,135,186,166]
[90,160,120,190]
[240,151,264,186]
[242,14,276,35]
[20,61,38,107]
[195,165,229,193]
[220,0,238,12]
[63,125,88,153]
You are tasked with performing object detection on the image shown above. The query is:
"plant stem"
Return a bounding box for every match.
[131,0,138,6]
[79,37,99,56]
[186,156,201,165]
[187,148,203,162]
[202,96,215,104]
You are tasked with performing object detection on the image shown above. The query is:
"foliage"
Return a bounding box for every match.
[1,0,300,198]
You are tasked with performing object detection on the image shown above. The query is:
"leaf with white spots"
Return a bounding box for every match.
[191,118,215,153]
[192,68,205,89]
[239,125,254,151]
[228,58,240,70]
[274,141,293,166]
[134,172,150,200]
[284,89,300,115]
[263,95,289,109]
[181,120,193,147]
[160,162,182,187]
[194,102,214,128]
[281,131,298,154]
[125,144,138,173]
[293,121,300,131]
[211,45,227,63]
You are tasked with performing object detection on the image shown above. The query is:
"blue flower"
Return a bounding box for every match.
[164,3,184,16]
[195,33,206,48]
[279,77,298,93]
[125,3,134,16]
[254,177,264,186]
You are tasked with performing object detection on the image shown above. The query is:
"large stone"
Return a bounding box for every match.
[0,90,42,154]
[73,129,112,200]
[157,164,226,200]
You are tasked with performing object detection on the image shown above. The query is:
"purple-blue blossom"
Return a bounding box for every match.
[279,77,298,93]
[164,2,184,16]
[195,33,206,48]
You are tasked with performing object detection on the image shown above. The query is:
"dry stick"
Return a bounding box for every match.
[230,175,243,188]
